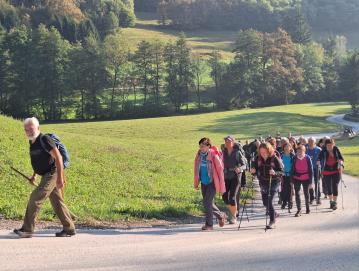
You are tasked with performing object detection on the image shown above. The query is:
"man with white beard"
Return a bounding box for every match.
[13,117,75,238]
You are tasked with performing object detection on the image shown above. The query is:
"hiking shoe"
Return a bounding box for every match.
[55,229,76,237]
[228,218,238,225]
[218,216,225,228]
[13,228,33,238]
[266,221,275,229]
[330,201,335,209]
[295,210,302,217]
[201,225,213,231]
[306,208,310,214]
[332,202,338,211]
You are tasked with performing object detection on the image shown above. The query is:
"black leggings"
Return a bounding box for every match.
[293,179,311,211]
[222,173,241,206]
[260,179,279,223]
[282,176,293,205]
[323,173,340,197]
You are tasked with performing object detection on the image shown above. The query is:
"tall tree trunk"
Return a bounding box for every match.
[110,70,118,118]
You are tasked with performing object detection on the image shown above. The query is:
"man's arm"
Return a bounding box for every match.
[49,148,64,189]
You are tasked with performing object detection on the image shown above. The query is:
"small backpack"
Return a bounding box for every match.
[40,134,70,169]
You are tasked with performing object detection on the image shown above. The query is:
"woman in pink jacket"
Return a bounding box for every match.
[194,138,226,231]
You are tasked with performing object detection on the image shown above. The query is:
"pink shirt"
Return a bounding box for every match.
[293,157,310,181]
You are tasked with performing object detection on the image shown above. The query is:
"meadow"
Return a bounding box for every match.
[0,102,357,224]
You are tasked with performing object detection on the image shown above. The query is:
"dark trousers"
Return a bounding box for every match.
[222,173,241,206]
[201,182,223,227]
[282,176,293,206]
[309,168,321,201]
[260,179,279,223]
[293,179,311,211]
[323,173,340,197]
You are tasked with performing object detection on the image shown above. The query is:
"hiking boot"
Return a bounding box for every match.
[266,221,275,229]
[295,210,302,217]
[201,225,213,231]
[330,201,335,209]
[13,228,33,238]
[55,229,76,237]
[218,216,225,228]
[332,201,338,211]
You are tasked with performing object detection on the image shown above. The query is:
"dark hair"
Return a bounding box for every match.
[325,138,335,146]
[199,137,212,147]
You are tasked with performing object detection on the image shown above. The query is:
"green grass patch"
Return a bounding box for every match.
[0,102,355,223]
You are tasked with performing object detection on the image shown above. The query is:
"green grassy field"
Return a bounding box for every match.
[0,102,357,224]
[123,12,236,60]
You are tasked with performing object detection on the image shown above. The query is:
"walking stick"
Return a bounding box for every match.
[10,166,37,187]
[238,186,250,230]
[265,175,272,232]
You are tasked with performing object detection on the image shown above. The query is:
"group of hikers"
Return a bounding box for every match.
[11,117,345,238]
[194,132,345,231]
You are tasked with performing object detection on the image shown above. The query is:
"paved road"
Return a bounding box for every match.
[1,173,358,271]
[0,114,358,271]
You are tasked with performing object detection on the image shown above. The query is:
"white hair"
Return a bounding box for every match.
[308,137,316,143]
[24,117,40,128]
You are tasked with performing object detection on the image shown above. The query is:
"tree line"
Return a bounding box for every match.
[157,0,359,34]
[1,23,358,121]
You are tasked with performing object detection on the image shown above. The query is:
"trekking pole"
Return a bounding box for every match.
[238,186,250,230]
[265,175,272,232]
[10,166,37,187]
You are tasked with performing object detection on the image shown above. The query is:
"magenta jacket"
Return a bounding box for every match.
[194,149,226,194]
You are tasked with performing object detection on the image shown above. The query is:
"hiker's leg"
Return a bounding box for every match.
[22,172,56,232]
[332,173,340,202]
[227,175,240,217]
[268,181,278,222]
[202,184,214,227]
[49,187,75,231]
[324,175,333,201]
[282,176,291,206]
[302,181,310,211]
[293,180,301,211]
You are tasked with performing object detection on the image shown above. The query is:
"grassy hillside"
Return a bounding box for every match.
[123,12,237,60]
[124,12,359,61]
[0,103,357,224]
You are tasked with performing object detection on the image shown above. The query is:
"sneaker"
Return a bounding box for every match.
[218,216,225,228]
[201,225,213,231]
[295,210,302,217]
[13,228,33,238]
[229,218,238,225]
[55,229,76,237]
[332,201,338,211]
[266,221,275,229]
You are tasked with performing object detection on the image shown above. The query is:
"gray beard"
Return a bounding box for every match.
[28,132,40,141]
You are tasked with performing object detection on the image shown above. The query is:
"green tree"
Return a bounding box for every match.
[340,52,359,114]
[31,24,72,120]
[103,30,129,118]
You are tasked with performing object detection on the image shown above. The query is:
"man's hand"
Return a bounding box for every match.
[57,178,65,190]
[29,174,36,186]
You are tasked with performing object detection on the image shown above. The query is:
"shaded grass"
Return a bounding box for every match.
[0,102,355,223]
